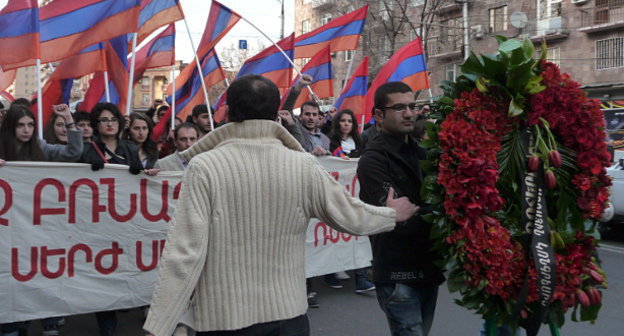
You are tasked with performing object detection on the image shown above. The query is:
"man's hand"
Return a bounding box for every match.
[295,74,313,91]
[278,110,294,125]
[386,187,418,222]
[0,159,5,167]
[312,146,328,156]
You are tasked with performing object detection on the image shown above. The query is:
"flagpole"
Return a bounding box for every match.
[342,50,356,90]
[183,17,214,131]
[171,65,176,130]
[127,32,138,116]
[35,59,43,139]
[103,71,111,102]
[239,16,319,102]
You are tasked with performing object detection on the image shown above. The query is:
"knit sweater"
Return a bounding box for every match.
[144,120,397,336]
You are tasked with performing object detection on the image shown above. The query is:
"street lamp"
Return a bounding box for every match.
[276,0,285,39]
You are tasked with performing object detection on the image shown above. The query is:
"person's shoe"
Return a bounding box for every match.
[307,292,320,308]
[324,274,343,289]
[42,325,60,336]
[355,278,376,293]
[335,271,350,280]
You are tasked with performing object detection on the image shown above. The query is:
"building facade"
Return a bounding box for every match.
[294,0,624,105]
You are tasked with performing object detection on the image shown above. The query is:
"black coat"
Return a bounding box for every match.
[357,131,444,285]
[81,139,143,174]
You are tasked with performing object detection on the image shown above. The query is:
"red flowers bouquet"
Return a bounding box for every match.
[420,38,610,334]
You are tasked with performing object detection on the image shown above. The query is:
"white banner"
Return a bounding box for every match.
[0,157,371,323]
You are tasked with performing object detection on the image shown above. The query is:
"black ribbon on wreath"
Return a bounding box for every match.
[515,127,558,336]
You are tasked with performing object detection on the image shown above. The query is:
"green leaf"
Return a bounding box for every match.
[522,37,535,60]
[437,96,454,106]
[476,77,489,93]
[461,52,486,76]
[525,75,546,94]
[499,39,523,54]
[580,302,602,321]
[495,35,509,45]
[540,39,548,61]
[508,96,525,117]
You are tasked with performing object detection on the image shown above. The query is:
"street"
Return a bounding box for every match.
[26,239,624,336]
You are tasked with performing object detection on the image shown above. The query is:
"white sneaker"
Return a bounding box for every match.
[335,271,350,280]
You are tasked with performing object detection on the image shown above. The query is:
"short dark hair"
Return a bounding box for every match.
[374,82,413,112]
[301,100,320,112]
[73,111,90,124]
[191,104,208,117]
[174,122,200,140]
[12,98,32,108]
[90,103,125,137]
[226,74,279,122]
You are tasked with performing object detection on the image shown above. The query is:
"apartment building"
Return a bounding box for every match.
[295,0,623,106]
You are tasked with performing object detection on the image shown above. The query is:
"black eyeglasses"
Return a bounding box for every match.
[98,117,119,124]
[383,103,418,113]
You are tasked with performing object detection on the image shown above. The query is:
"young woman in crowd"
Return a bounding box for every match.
[124,112,158,169]
[80,103,144,175]
[0,103,83,336]
[328,109,363,158]
[43,113,69,145]
[73,110,94,143]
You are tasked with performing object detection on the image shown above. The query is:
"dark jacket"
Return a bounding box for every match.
[360,125,379,152]
[329,134,363,158]
[81,139,143,174]
[357,131,444,286]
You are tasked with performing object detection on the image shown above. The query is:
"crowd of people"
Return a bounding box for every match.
[0,73,437,336]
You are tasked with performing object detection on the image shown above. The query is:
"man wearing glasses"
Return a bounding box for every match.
[357,82,444,336]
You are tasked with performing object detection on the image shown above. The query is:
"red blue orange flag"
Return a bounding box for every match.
[50,43,107,81]
[212,33,295,120]
[364,37,429,123]
[39,78,74,125]
[294,5,367,59]
[168,49,226,121]
[237,33,294,89]
[134,0,183,46]
[39,0,140,64]
[334,56,368,119]
[170,0,239,107]
[281,46,333,109]
[0,0,40,70]
[133,24,175,84]
[82,35,131,113]
[196,0,241,60]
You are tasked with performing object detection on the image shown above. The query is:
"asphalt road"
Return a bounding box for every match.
[24,239,624,336]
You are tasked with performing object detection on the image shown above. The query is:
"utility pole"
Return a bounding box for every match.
[455,0,470,60]
[280,0,285,39]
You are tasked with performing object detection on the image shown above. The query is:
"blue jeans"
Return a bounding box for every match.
[479,321,518,336]
[375,283,438,336]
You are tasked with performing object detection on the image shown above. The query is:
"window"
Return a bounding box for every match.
[538,0,561,20]
[300,57,310,67]
[142,93,150,106]
[428,16,462,55]
[596,0,624,8]
[141,77,150,88]
[321,14,332,25]
[445,63,462,81]
[302,19,311,34]
[410,0,425,6]
[489,6,508,33]
[344,50,353,62]
[596,37,624,70]
[409,29,417,41]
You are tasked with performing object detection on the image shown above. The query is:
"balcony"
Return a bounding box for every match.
[311,0,334,10]
[530,17,569,42]
[579,6,624,33]
[427,37,462,59]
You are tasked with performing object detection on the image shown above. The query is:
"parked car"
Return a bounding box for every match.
[601,151,624,230]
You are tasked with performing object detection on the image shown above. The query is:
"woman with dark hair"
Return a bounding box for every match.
[0,104,82,162]
[43,113,69,145]
[0,103,82,336]
[124,112,158,169]
[328,109,363,158]
[80,103,143,174]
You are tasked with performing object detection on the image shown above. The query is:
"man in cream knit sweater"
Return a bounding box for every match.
[144,75,418,336]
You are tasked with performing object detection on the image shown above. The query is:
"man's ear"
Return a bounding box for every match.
[373,108,384,121]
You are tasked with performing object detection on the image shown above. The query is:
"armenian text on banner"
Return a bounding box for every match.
[0,157,371,323]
